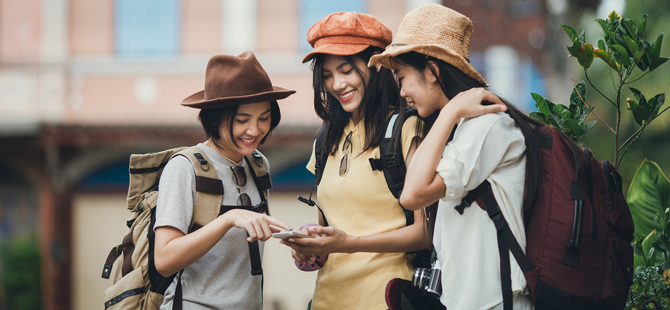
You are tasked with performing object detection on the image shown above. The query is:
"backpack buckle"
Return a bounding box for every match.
[383,154,399,167]
[369,158,383,171]
[193,153,210,171]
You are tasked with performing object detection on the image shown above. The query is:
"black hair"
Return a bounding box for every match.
[394,52,543,238]
[311,47,405,155]
[198,100,281,151]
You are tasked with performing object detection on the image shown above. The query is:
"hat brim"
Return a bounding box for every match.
[369,44,488,87]
[302,43,371,63]
[181,86,296,109]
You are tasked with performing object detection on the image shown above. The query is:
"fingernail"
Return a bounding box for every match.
[288,239,295,243]
[309,227,316,231]
[288,226,293,231]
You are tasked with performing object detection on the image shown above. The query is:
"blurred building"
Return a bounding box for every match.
[0,0,561,309]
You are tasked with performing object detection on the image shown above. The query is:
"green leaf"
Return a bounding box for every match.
[553,103,571,120]
[650,33,663,60]
[622,18,640,41]
[564,118,582,137]
[570,80,587,107]
[649,34,667,71]
[529,111,547,124]
[608,10,622,23]
[578,43,595,69]
[658,234,670,251]
[628,160,670,240]
[621,18,640,40]
[630,88,647,108]
[597,39,606,51]
[532,93,551,116]
[595,48,620,72]
[582,119,596,134]
[567,41,582,57]
[560,24,579,43]
[639,15,647,39]
[650,58,669,72]
[635,229,658,268]
[612,44,632,66]
[648,94,666,122]
[596,19,609,34]
[638,40,651,71]
[632,105,650,122]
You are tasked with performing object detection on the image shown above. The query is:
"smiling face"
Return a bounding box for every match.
[321,55,371,121]
[392,59,448,118]
[217,101,272,161]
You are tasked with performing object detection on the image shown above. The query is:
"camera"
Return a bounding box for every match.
[412,260,442,297]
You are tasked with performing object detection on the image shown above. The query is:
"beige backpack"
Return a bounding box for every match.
[101,146,271,309]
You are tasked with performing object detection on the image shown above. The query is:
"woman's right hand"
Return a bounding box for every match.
[288,226,316,264]
[442,88,507,120]
[222,209,291,242]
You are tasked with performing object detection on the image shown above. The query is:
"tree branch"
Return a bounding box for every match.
[586,71,617,107]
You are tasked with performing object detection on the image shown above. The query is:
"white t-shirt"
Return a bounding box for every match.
[434,113,532,310]
[154,143,267,310]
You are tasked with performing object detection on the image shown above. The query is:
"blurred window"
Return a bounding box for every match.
[298,0,365,53]
[115,0,181,56]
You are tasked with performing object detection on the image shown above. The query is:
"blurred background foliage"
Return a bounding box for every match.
[0,234,42,310]
[575,0,670,192]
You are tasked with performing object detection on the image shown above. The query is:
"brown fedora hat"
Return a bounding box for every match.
[182,51,296,109]
[302,11,392,63]
[369,4,487,86]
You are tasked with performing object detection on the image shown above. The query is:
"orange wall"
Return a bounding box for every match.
[70,0,113,54]
[0,0,42,62]
[182,0,222,54]
[257,0,299,53]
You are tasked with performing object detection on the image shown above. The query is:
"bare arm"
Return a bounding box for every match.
[400,88,507,211]
[154,209,290,276]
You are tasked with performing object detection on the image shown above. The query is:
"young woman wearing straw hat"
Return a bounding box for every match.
[153,51,294,309]
[280,12,430,310]
[370,4,541,310]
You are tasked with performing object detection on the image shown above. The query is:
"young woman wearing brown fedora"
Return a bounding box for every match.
[153,51,294,309]
[279,12,430,310]
[370,3,540,310]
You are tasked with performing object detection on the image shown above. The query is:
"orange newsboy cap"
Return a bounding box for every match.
[302,11,393,63]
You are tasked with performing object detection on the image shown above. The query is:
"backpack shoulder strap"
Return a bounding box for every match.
[296,126,330,226]
[174,146,224,232]
[244,150,271,214]
[369,108,418,225]
[314,125,329,186]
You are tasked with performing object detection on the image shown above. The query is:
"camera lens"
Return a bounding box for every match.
[412,267,430,289]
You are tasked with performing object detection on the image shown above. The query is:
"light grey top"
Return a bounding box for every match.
[154,143,268,310]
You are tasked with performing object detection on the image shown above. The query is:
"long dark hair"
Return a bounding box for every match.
[394,52,543,238]
[311,47,405,155]
[198,100,281,151]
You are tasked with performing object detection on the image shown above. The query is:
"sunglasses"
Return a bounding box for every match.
[339,131,353,177]
[230,165,267,214]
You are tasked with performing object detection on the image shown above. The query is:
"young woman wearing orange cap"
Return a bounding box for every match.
[153,51,294,309]
[370,4,539,310]
[280,12,430,310]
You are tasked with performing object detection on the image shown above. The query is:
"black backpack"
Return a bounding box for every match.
[298,108,432,267]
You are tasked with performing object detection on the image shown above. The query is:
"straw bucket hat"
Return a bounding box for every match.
[182,51,295,109]
[368,4,487,86]
[302,11,392,63]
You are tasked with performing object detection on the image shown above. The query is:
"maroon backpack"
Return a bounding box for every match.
[459,125,635,310]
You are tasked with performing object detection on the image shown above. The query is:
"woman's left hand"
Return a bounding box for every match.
[280,226,351,256]
[442,87,507,120]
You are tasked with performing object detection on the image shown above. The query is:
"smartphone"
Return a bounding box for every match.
[272,231,316,239]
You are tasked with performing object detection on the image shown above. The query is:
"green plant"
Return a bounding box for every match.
[531,11,668,168]
[627,160,670,309]
[0,234,41,310]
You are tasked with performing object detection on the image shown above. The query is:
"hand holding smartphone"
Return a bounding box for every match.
[272,231,316,239]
